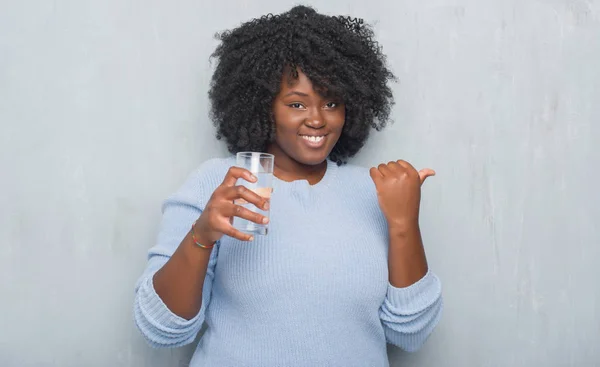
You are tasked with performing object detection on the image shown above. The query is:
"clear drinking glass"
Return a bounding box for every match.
[232,152,274,236]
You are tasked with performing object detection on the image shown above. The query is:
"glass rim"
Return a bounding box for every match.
[236,151,274,160]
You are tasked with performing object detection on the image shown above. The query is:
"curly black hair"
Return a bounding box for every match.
[208,5,396,165]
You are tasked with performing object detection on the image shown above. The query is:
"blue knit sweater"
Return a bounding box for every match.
[134,157,443,366]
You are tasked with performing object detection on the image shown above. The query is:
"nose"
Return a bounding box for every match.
[305,109,325,129]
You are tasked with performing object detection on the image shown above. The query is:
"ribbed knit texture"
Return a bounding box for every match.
[133,157,443,367]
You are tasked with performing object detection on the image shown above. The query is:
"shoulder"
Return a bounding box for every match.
[332,161,379,202]
[165,156,235,209]
[330,161,386,224]
[335,162,376,190]
[191,156,235,180]
[186,156,235,194]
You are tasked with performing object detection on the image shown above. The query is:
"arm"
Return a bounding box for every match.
[153,229,215,320]
[380,224,443,352]
[388,223,428,288]
[133,163,269,348]
[133,193,219,348]
[370,160,443,352]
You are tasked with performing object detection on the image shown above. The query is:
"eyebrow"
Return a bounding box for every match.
[283,91,309,97]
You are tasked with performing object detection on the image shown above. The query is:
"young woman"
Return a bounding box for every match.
[134,5,443,366]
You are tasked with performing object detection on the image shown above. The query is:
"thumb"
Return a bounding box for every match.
[418,168,436,185]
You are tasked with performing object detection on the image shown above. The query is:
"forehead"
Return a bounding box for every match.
[279,68,338,99]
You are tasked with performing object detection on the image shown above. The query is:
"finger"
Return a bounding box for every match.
[206,213,255,241]
[226,202,269,225]
[226,185,270,210]
[395,160,418,174]
[418,168,436,184]
[386,161,404,174]
[377,163,392,177]
[221,166,257,187]
[369,167,383,185]
[221,224,255,242]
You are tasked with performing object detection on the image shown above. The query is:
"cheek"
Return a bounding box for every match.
[275,127,296,143]
[273,110,302,134]
[330,111,346,133]
[273,120,297,144]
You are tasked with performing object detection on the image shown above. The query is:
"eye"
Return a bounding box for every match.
[325,102,338,108]
[288,103,305,109]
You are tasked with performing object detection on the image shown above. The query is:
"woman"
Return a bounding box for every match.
[134,5,442,366]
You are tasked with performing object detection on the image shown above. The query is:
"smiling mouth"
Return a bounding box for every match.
[300,135,326,143]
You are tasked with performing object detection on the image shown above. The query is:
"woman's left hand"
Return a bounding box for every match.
[369,160,435,231]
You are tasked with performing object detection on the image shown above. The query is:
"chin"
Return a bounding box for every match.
[292,149,332,166]
[271,138,337,167]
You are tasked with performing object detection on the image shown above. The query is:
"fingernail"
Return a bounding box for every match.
[262,217,269,224]
[248,236,254,241]
[264,202,270,210]
[250,174,257,181]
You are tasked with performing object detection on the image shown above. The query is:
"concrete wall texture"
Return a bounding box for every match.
[1,1,598,366]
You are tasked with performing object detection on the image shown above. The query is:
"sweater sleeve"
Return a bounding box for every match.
[133,164,221,348]
[379,270,443,352]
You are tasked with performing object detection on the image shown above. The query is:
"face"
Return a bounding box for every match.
[269,69,345,167]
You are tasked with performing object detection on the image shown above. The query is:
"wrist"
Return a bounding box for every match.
[387,217,420,236]
[191,221,216,250]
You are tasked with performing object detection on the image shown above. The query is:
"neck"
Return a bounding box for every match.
[267,144,328,185]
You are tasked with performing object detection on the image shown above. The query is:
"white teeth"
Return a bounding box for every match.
[302,136,324,143]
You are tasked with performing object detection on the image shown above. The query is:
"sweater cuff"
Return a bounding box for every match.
[386,271,442,313]
[137,275,202,330]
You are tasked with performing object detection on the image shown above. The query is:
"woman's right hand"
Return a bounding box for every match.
[193,166,270,244]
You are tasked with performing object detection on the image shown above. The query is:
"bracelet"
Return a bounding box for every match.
[191,220,215,250]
